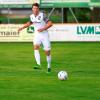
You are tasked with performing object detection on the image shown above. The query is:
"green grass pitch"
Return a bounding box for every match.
[0,42,100,100]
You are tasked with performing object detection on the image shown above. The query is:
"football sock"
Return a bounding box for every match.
[46,55,51,68]
[34,50,41,65]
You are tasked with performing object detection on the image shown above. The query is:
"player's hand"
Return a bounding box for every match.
[37,28,45,32]
[18,28,22,33]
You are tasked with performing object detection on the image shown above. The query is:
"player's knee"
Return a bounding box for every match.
[45,50,50,56]
[34,45,40,50]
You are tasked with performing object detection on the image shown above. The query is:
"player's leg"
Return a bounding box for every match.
[33,36,41,69]
[34,45,41,68]
[42,35,51,72]
[45,50,51,72]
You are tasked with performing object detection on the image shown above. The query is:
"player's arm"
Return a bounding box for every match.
[38,21,53,32]
[43,21,53,30]
[18,21,32,32]
[38,13,53,32]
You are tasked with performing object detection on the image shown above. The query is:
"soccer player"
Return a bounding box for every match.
[18,3,53,72]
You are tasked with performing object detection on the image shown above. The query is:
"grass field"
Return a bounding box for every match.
[0,42,100,100]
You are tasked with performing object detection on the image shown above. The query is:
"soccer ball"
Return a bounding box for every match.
[58,71,68,80]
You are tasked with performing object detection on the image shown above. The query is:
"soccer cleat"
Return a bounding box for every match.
[47,68,51,72]
[34,64,41,69]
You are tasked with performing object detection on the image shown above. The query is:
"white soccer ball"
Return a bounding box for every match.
[58,71,68,80]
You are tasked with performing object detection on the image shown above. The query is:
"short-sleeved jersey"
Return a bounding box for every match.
[30,12,49,34]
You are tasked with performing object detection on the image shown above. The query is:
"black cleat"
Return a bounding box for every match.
[34,64,41,69]
[47,68,51,72]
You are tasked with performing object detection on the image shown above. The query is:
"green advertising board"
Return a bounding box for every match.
[0,4,32,8]
[89,0,100,7]
[0,0,39,8]
[40,0,100,7]
[0,0,100,8]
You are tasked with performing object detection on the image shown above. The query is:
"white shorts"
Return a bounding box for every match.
[33,33,51,51]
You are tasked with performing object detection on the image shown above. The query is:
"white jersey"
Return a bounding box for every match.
[30,12,49,34]
[30,12,51,50]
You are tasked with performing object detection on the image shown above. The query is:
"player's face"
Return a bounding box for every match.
[32,6,39,16]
